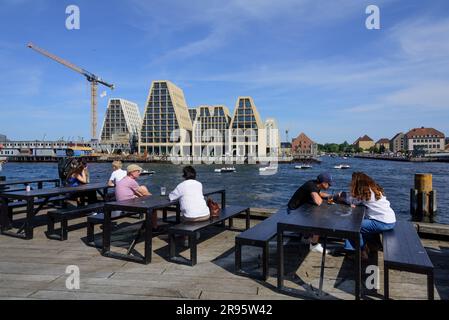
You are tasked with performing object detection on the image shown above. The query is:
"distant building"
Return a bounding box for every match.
[405,127,445,154]
[100,99,142,147]
[0,134,7,143]
[390,132,405,153]
[192,105,231,157]
[229,97,266,159]
[375,138,390,152]
[188,108,197,123]
[280,142,292,157]
[291,132,317,156]
[139,80,192,156]
[353,135,375,151]
[265,118,280,156]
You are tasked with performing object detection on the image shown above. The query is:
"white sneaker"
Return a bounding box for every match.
[310,243,329,254]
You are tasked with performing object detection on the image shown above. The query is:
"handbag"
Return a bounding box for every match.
[207,198,220,218]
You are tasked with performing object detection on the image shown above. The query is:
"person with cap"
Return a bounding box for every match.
[115,164,158,229]
[287,172,334,254]
[107,161,127,187]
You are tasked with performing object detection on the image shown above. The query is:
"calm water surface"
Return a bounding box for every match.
[1,157,448,224]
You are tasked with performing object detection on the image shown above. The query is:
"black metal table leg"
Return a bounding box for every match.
[355,234,361,300]
[25,198,35,239]
[235,241,242,274]
[277,227,284,290]
[102,207,112,255]
[384,264,389,300]
[428,271,434,300]
[246,209,250,230]
[319,236,328,296]
[0,196,9,231]
[144,209,153,264]
[190,233,197,266]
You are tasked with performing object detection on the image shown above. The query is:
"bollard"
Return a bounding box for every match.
[411,174,437,222]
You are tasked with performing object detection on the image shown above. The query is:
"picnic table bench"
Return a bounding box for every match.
[383,221,434,300]
[168,205,250,266]
[47,202,105,241]
[235,209,288,280]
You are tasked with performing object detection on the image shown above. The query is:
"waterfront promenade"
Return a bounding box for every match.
[0,209,447,300]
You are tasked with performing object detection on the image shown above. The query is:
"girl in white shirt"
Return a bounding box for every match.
[169,166,210,221]
[344,172,396,259]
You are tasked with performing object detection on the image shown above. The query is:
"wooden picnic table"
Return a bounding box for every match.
[102,187,226,264]
[277,203,365,300]
[0,182,110,240]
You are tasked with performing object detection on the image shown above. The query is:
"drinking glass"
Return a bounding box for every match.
[160,186,166,196]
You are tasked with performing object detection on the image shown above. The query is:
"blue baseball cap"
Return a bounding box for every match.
[317,172,333,186]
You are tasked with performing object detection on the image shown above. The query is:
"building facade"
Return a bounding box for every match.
[188,108,197,124]
[375,138,390,152]
[405,127,445,154]
[280,142,292,157]
[291,132,317,156]
[390,132,405,153]
[353,135,375,151]
[264,118,280,157]
[139,80,193,156]
[191,105,231,157]
[100,99,142,146]
[229,97,266,159]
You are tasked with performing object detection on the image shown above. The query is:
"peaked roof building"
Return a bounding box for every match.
[100,98,142,144]
[229,97,266,158]
[139,80,192,156]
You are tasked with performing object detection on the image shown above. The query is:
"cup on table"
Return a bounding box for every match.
[160,186,166,196]
[26,185,31,192]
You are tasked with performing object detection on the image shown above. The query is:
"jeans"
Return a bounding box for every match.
[344,218,395,251]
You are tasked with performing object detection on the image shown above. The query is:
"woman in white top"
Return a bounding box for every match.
[169,166,210,222]
[108,161,127,187]
[344,172,396,259]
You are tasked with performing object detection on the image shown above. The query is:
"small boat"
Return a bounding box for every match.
[214,167,236,173]
[342,157,348,160]
[334,164,351,169]
[140,170,155,175]
[259,165,278,172]
[295,164,312,170]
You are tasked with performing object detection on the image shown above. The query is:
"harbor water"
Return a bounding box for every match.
[1,157,448,224]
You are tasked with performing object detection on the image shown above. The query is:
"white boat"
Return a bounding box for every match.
[295,164,312,170]
[259,165,278,172]
[140,170,155,175]
[334,164,351,169]
[214,167,236,173]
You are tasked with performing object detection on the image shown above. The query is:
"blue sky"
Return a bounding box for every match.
[1,0,449,144]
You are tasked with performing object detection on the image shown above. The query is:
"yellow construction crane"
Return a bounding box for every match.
[27,42,114,140]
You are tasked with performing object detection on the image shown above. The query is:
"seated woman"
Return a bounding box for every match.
[169,166,210,222]
[66,161,97,204]
[169,166,210,246]
[344,172,396,260]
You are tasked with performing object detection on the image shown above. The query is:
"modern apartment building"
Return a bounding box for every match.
[353,135,375,151]
[100,99,142,145]
[405,127,445,154]
[375,138,390,152]
[265,118,281,156]
[139,81,193,156]
[191,105,232,157]
[291,132,318,156]
[390,132,405,153]
[188,108,197,123]
[229,97,266,159]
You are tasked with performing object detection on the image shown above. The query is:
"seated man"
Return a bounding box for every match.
[115,164,157,229]
[287,172,333,253]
